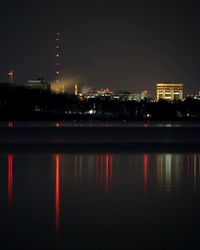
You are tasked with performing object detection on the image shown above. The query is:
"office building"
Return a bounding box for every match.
[156,83,183,101]
[26,79,50,92]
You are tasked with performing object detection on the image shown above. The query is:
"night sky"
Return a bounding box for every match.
[1,0,200,94]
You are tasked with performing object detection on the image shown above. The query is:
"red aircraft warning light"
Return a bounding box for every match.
[8,70,14,84]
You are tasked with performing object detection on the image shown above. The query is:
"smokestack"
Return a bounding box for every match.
[75,81,78,96]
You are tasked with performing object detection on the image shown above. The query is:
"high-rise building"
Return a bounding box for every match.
[156,83,183,101]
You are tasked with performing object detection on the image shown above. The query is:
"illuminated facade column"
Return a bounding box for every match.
[180,90,183,100]
[171,90,173,100]
[156,91,160,101]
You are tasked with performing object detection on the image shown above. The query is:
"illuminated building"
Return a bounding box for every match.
[186,92,200,100]
[26,79,50,92]
[82,92,98,99]
[112,90,150,101]
[81,88,150,101]
[156,83,183,101]
[113,93,141,101]
[97,88,113,96]
[83,88,113,99]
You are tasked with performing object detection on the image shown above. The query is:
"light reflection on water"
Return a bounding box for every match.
[55,154,60,240]
[2,121,200,128]
[1,152,200,249]
[7,154,13,210]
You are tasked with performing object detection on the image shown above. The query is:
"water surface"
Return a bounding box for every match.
[1,152,200,249]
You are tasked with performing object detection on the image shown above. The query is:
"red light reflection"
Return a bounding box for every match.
[55,154,60,237]
[100,155,103,191]
[8,155,13,209]
[95,155,99,191]
[109,155,113,192]
[8,122,13,128]
[105,154,113,193]
[106,154,109,193]
[143,154,148,195]
[56,122,61,128]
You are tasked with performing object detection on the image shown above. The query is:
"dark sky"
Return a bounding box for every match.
[1,0,200,94]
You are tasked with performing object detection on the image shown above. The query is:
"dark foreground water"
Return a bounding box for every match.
[1,152,200,249]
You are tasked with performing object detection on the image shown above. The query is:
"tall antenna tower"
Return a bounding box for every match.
[56,32,60,83]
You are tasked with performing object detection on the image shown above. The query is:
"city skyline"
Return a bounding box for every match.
[1,0,200,94]
[2,2,200,249]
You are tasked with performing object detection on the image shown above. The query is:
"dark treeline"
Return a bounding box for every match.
[0,83,200,121]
